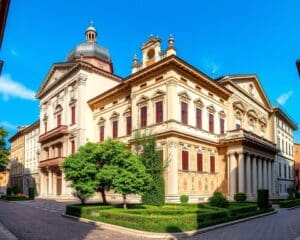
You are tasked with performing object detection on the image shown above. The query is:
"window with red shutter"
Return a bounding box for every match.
[209,113,214,133]
[156,101,163,123]
[196,108,202,129]
[181,102,188,124]
[57,114,62,127]
[210,156,215,173]
[112,120,118,139]
[71,140,75,154]
[220,118,225,134]
[100,125,105,141]
[126,116,132,135]
[71,106,76,125]
[141,106,147,127]
[197,153,203,172]
[182,150,189,171]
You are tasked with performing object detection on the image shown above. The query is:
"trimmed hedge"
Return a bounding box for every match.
[234,192,247,202]
[28,188,35,200]
[257,189,269,209]
[278,199,300,208]
[6,188,12,196]
[1,195,29,201]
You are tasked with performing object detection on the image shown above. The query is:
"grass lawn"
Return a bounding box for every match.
[66,203,273,233]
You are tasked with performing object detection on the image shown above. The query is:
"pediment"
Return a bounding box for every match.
[207,104,216,113]
[247,109,258,119]
[136,95,150,105]
[97,117,106,124]
[110,112,120,120]
[178,91,191,101]
[233,101,246,113]
[151,89,166,99]
[36,62,77,99]
[194,98,204,108]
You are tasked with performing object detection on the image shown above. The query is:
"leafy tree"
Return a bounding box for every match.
[134,131,165,206]
[61,143,100,204]
[0,127,9,171]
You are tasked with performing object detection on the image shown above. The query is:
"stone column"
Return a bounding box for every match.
[258,157,263,189]
[246,154,252,195]
[238,153,245,193]
[229,153,237,195]
[263,158,268,189]
[268,160,272,193]
[167,141,178,196]
[61,171,66,195]
[271,161,275,194]
[40,171,45,195]
[48,169,53,195]
[252,156,257,196]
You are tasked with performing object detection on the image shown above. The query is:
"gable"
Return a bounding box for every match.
[229,75,272,111]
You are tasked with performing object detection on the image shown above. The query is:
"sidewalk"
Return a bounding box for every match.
[0,222,18,240]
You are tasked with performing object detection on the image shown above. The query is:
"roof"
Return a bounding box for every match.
[273,106,298,130]
[0,0,10,49]
[296,60,300,76]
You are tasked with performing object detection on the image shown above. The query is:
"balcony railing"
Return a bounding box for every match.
[39,125,68,143]
[39,157,65,168]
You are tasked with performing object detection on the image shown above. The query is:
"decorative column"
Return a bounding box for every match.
[246,154,252,195]
[268,160,272,193]
[48,169,53,195]
[40,171,45,196]
[61,171,66,195]
[271,161,275,194]
[258,157,263,189]
[263,158,268,189]
[229,153,237,196]
[238,153,245,193]
[252,156,257,196]
[167,141,178,197]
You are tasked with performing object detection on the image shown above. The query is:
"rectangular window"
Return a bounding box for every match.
[197,153,203,172]
[141,106,147,127]
[210,156,215,173]
[57,114,62,127]
[71,106,76,125]
[284,164,287,178]
[220,118,225,134]
[182,150,189,171]
[100,125,105,142]
[181,102,188,125]
[126,116,132,136]
[196,108,202,129]
[279,162,282,178]
[112,120,118,139]
[44,122,47,133]
[209,114,214,133]
[58,145,62,157]
[71,140,75,154]
[156,101,163,123]
[236,123,241,129]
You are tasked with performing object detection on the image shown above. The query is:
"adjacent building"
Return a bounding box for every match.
[294,143,300,193]
[0,0,10,74]
[273,108,297,197]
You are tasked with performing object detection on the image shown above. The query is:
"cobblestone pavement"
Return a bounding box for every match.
[188,207,300,240]
[0,200,144,240]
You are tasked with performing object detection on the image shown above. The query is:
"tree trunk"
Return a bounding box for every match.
[100,188,107,205]
[123,194,127,209]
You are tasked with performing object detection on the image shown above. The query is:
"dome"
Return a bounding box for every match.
[67,41,111,62]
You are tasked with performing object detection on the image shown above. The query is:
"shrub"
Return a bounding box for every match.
[234,192,247,202]
[1,195,28,201]
[209,192,229,208]
[6,187,12,196]
[12,185,21,195]
[257,189,269,209]
[180,195,189,204]
[278,199,300,208]
[28,187,35,200]
[287,187,295,200]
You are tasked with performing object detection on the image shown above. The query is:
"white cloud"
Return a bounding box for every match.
[201,57,220,77]
[276,90,293,106]
[0,74,36,101]
[0,121,17,130]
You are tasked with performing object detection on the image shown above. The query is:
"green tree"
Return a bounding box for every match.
[61,143,100,204]
[134,131,165,206]
[0,127,9,171]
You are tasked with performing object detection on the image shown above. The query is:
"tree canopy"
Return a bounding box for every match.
[0,127,10,171]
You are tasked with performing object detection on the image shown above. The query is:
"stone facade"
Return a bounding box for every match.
[294,143,300,193]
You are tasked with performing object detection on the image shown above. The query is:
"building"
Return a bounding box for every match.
[0,0,10,74]
[23,121,40,196]
[273,108,297,197]
[9,127,26,192]
[294,143,300,193]
[36,23,121,199]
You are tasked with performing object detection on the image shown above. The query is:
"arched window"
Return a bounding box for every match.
[147,48,155,60]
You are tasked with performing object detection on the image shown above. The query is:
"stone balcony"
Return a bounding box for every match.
[219,129,278,153]
[39,157,65,168]
[39,125,68,143]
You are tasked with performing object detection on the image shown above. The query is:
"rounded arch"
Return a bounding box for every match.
[147,48,155,60]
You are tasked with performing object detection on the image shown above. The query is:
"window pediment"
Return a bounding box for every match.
[259,116,267,126]
[151,90,166,100]
[194,98,204,108]
[207,104,216,114]
[218,110,226,118]
[233,101,246,113]
[123,106,131,116]
[178,91,191,101]
[136,95,150,105]
[54,104,63,114]
[247,109,258,119]
[110,112,120,120]
[97,117,106,125]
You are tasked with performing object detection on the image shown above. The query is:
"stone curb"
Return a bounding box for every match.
[287,205,300,210]
[62,209,277,239]
[0,222,18,240]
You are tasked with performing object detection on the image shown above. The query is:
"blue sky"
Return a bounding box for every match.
[1,0,300,142]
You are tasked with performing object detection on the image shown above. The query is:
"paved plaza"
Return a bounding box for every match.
[0,200,300,240]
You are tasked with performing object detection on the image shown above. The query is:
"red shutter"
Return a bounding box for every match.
[113,121,118,139]
[156,101,163,123]
[71,140,75,154]
[57,114,61,127]
[100,125,104,141]
[126,116,132,135]
[210,156,215,173]
[141,106,147,127]
[220,118,224,134]
[71,106,76,125]
[182,150,189,171]
[209,114,214,133]
[196,108,202,129]
[181,102,188,124]
[197,153,203,172]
